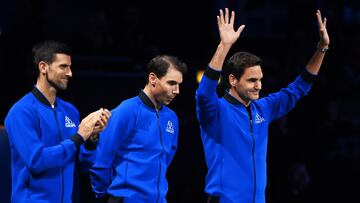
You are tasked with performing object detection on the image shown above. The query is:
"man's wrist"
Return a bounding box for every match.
[85,134,99,150]
[317,42,329,53]
[70,133,85,148]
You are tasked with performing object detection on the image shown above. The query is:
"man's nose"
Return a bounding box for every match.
[255,81,261,90]
[172,85,180,94]
[66,67,73,77]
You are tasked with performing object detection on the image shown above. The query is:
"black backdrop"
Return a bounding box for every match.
[1,1,360,202]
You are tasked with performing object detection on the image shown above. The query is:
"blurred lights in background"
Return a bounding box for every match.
[196,70,204,84]
[196,70,221,84]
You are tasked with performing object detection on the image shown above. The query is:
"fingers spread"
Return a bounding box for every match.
[230,11,235,25]
[316,10,325,28]
[236,24,246,35]
[219,9,225,24]
[225,8,229,24]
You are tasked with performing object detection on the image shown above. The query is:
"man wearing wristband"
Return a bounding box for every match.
[196,8,329,203]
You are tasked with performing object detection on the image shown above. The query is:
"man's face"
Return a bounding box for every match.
[45,54,72,91]
[153,65,183,106]
[231,65,263,104]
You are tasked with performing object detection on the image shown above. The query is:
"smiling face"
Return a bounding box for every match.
[229,65,263,106]
[42,53,72,91]
[151,65,183,106]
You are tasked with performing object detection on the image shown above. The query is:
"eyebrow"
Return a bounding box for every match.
[167,80,182,84]
[247,76,262,80]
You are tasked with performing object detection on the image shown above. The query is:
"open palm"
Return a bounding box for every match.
[217,8,245,46]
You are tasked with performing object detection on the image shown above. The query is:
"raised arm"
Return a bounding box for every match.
[305,10,330,75]
[196,8,245,130]
[209,8,245,70]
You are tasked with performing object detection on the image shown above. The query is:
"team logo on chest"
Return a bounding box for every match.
[166,120,174,134]
[65,116,76,127]
[255,113,265,124]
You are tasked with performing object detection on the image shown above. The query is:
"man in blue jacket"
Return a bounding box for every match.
[196,8,330,203]
[4,40,111,203]
[90,55,187,203]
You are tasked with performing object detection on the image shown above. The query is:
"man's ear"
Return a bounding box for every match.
[229,74,237,86]
[38,61,48,75]
[148,72,157,86]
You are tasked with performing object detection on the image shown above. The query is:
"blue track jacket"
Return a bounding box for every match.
[90,90,179,203]
[4,87,96,203]
[196,67,315,203]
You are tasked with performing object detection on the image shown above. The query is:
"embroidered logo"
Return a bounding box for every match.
[166,120,174,134]
[255,113,265,124]
[65,116,76,127]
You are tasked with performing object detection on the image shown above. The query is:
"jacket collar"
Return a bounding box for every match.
[223,89,247,106]
[31,86,57,107]
[138,90,162,110]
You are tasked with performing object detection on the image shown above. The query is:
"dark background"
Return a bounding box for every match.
[1,0,360,202]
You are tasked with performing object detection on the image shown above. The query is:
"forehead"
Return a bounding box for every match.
[52,53,71,64]
[160,65,183,82]
[241,65,263,79]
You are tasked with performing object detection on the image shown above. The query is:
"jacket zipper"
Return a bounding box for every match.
[155,110,164,203]
[247,106,256,203]
[52,105,64,203]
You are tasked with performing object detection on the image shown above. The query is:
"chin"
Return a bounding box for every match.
[166,99,174,105]
[57,86,67,91]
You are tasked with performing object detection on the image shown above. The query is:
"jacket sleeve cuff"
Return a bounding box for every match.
[84,135,99,150]
[204,66,221,80]
[70,133,85,148]
[300,69,318,83]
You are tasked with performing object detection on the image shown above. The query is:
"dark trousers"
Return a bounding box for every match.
[207,195,220,203]
[108,196,124,203]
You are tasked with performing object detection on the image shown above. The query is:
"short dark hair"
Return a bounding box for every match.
[222,51,262,87]
[146,55,188,83]
[32,40,72,73]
